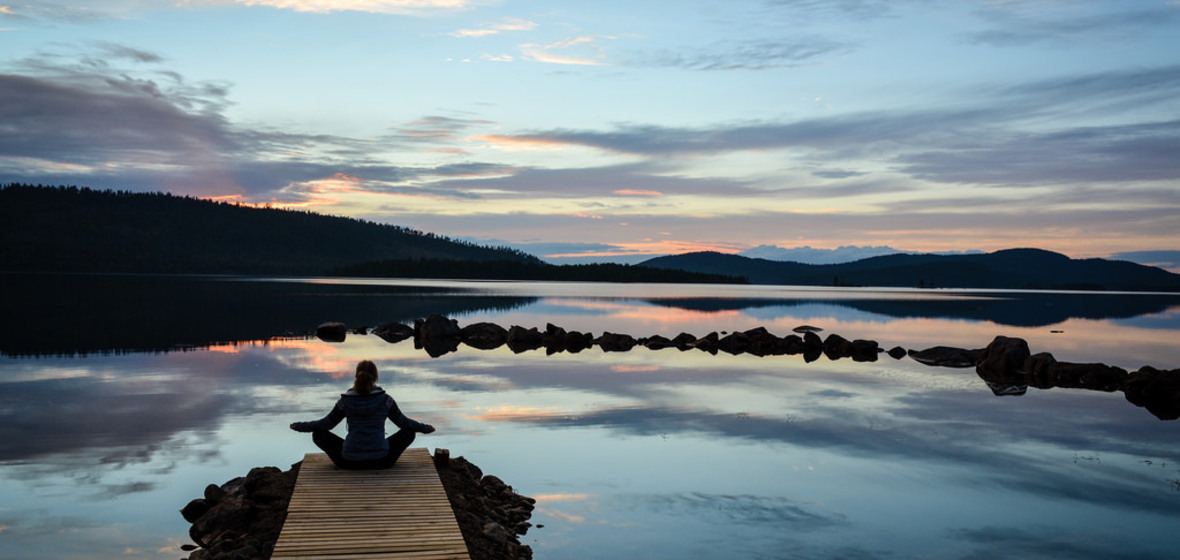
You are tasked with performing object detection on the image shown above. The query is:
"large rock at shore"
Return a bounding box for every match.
[183,463,299,558]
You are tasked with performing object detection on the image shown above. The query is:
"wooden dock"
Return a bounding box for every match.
[272,449,471,560]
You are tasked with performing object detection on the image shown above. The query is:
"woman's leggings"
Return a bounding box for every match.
[311,428,416,470]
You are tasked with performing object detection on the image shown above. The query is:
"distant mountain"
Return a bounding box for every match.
[640,249,1180,291]
[738,244,984,264]
[0,184,538,275]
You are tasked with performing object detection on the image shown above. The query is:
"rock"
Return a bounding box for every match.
[594,332,636,352]
[315,322,347,342]
[416,314,461,341]
[482,522,509,544]
[908,346,981,368]
[506,326,543,353]
[793,325,823,333]
[887,346,907,360]
[850,339,879,362]
[373,322,414,343]
[245,466,287,503]
[1047,362,1127,392]
[823,333,852,360]
[717,332,750,355]
[1123,366,1180,421]
[1026,352,1058,388]
[180,498,211,523]
[744,327,786,356]
[975,336,1030,378]
[203,483,226,504]
[690,332,719,354]
[461,322,509,350]
[642,335,676,350]
[563,331,593,353]
[671,332,697,350]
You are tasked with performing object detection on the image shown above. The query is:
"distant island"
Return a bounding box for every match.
[0,184,738,284]
[4,184,1177,291]
[640,250,1180,292]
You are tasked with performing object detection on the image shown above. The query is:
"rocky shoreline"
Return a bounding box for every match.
[318,315,1180,421]
[178,450,534,560]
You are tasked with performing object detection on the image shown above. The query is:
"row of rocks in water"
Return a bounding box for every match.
[319,315,901,362]
[178,451,534,560]
[318,315,1180,420]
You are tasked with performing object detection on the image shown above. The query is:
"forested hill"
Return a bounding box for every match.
[640,249,1180,292]
[0,184,538,275]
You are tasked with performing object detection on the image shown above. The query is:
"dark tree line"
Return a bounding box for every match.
[0,184,538,275]
[329,258,746,284]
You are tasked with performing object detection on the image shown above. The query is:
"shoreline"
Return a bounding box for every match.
[178,450,534,560]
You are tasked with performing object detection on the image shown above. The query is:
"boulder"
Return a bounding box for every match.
[887,346,907,360]
[372,322,414,343]
[595,331,636,352]
[823,333,852,360]
[1123,366,1180,421]
[1026,352,1058,388]
[642,335,676,350]
[793,325,823,333]
[506,326,543,353]
[671,332,698,350]
[315,322,347,343]
[717,332,750,355]
[415,314,461,341]
[563,331,594,353]
[908,346,981,368]
[975,336,1030,378]
[744,327,786,356]
[1047,362,1127,392]
[850,339,879,362]
[690,332,719,354]
[461,322,508,350]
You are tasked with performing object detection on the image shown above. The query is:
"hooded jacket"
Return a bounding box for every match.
[291,387,429,460]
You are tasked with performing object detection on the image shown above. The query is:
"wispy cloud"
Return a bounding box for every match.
[520,36,612,66]
[632,37,853,71]
[193,0,475,15]
[449,16,536,38]
[966,4,1180,46]
[0,1,111,22]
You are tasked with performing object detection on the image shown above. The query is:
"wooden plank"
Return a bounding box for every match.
[272,449,471,560]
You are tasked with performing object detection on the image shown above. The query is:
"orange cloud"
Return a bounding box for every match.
[473,134,574,150]
[613,189,663,196]
[466,405,566,422]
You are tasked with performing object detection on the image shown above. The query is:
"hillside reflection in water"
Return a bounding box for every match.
[0,275,1177,560]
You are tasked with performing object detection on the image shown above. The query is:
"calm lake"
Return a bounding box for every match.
[1,273,1179,560]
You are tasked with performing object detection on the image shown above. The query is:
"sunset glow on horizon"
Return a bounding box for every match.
[1,1,1177,266]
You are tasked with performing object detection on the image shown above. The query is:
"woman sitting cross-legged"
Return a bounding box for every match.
[290,360,435,469]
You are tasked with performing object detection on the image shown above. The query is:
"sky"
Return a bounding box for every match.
[2,1,1179,267]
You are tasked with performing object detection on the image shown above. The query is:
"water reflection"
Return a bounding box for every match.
[1,276,1178,559]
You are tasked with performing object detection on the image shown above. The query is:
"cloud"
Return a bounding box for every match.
[449,16,536,38]
[194,0,476,15]
[966,5,1180,46]
[632,37,853,71]
[0,1,111,22]
[520,36,612,66]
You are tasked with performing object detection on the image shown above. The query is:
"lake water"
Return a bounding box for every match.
[1,273,1179,560]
